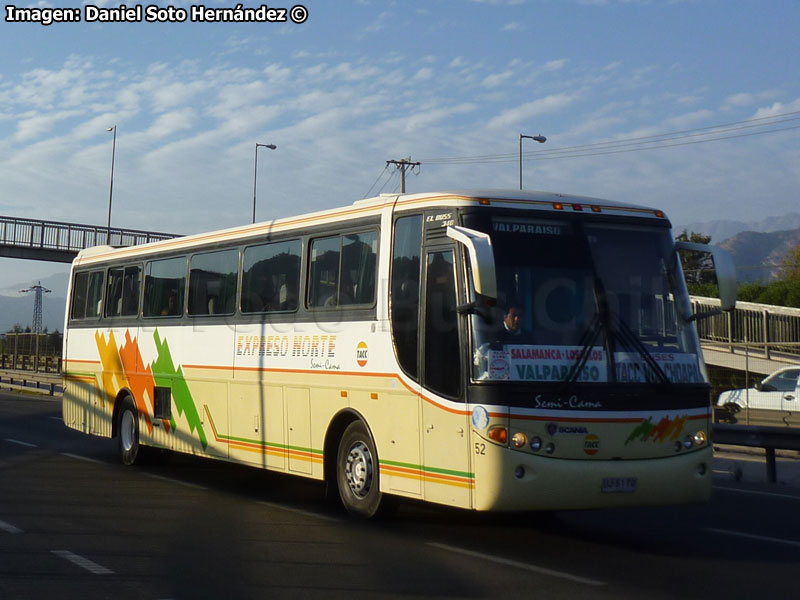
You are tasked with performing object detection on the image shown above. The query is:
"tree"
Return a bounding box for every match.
[779,242,800,281]
[676,230,715,285]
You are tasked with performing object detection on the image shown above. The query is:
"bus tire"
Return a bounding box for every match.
[117,399,140,466]
[337,420,382,518]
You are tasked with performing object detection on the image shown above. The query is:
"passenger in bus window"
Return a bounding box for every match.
[161,291,179,316]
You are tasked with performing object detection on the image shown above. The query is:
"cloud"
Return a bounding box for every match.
[414,67,434,81]
[144,109,195,138]
[482,70,513,88]
[544,59,568,71]
[14,110,80,142]
[752,97,800,119]
[487,94,577,129]
[722,90,780,111]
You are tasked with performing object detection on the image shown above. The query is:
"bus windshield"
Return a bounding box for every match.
[466,213,705,386]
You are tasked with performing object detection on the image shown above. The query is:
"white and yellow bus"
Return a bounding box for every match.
[62,190,736,517]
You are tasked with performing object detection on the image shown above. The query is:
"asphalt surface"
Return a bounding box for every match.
[2,391,799,600]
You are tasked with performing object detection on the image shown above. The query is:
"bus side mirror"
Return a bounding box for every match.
[675,241,737,316]
[446,225,497,301]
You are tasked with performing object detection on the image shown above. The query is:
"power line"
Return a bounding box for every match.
[522,124,800,163]
[362,164,390,198]
[376,168,398,195]
[419,110,800,165]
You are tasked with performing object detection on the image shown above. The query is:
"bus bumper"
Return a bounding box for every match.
[472,444,712,512]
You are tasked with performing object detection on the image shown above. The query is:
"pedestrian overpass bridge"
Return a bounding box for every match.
[0,214,179,263]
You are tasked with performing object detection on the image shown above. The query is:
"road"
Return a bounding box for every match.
[1,391,799,600]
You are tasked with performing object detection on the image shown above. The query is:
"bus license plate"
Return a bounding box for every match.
[601,477,638,493]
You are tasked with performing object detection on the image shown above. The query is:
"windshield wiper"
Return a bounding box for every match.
[610,314,672,386]
[560,312,602,387]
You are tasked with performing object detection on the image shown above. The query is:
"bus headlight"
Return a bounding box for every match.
[692,430,707,446]
[511,432,527,448]
[530,436,543,452]
[683,435,694,449]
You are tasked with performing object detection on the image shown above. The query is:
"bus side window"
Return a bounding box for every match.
[121,266,141,316]
[309,236,341,308]
[241,240,301,313]
[143,256,186,318]
[71,272,89,320]
[390,215,422,379]
[188,249,238,316]
[340,231,377,306]
[105,268,123,318]
[424,249,460,398]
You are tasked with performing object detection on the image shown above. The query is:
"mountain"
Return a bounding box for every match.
[0,294,67,333]
[717,227,800,283]
[677,212,800,244]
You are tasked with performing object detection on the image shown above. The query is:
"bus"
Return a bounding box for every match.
[62,189,736,517]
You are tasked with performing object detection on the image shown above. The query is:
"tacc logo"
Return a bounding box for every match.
[356,341,369,367]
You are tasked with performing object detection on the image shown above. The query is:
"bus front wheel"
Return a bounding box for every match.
[118,400,140,466]
[337,421,383,518]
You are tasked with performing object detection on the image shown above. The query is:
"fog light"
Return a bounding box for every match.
[511,432,527,448]
[514,466,525,479]
[696,462,707,476]
[530,436,542,452]
[683,435,694,450]
[693,430,707,446]
[545,443,555,454]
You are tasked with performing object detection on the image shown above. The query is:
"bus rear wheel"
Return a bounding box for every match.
[337,421,383,518]
[118,400,140,466]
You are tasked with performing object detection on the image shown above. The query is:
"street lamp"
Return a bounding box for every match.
[519,133,546,190]
[253,142,277,223]
[106,125,117,244]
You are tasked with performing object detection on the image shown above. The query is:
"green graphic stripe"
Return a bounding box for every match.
[204,406,322,455]
[152,330,207,449]
[64,371,97,378]
[381,458,474,480]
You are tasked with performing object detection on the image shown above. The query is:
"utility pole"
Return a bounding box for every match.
[20,282,51,372]
[386,158,420,193]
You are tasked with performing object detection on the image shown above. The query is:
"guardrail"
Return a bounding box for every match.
[0,369,63,396]
[692,295,800,359]
[712,422,800,483]
[0,354,61,373]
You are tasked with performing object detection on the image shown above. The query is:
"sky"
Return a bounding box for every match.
[1,0,799,296]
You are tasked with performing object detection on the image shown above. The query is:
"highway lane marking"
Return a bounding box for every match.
[427,542,607,586]
[4,438,38,447]
[713,485,800,501]
[257,500,341,523]
[704,528,800,548]
[0,519,23,534]
[48,416,62,421]
[51,550,114,575]
[143,473,208,491]
[60,452,106,465]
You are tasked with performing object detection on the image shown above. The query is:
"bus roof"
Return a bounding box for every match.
[73,189,670,265]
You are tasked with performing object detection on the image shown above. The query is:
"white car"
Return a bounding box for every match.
[716,366,800,426]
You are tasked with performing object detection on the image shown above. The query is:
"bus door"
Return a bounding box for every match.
[420,245,471,508]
